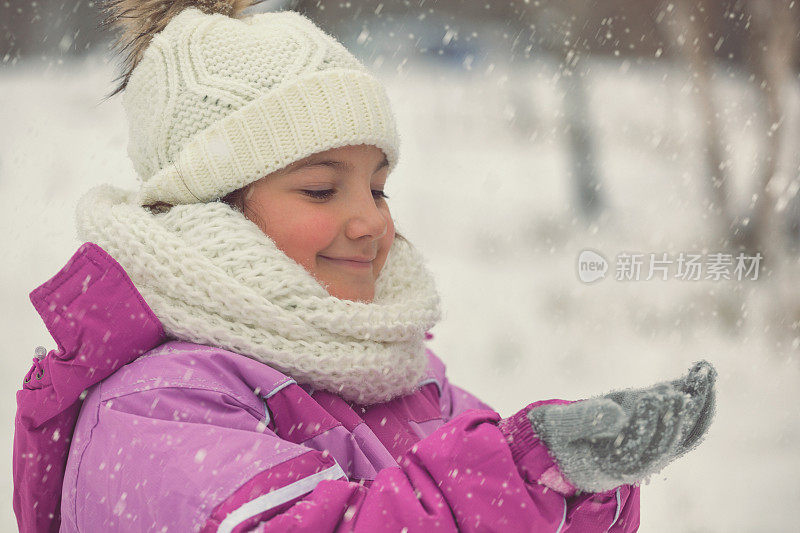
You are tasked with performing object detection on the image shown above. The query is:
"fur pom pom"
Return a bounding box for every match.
[101,0,262,97]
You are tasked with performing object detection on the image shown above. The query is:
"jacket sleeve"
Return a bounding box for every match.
[80,384,638,532]
[243,405,640,532]
[427,348,639,531]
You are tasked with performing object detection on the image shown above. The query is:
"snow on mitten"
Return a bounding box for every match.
[527,360,717,493]
[668,360,717,457]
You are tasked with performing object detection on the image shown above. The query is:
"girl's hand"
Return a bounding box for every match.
[527,360,717,493]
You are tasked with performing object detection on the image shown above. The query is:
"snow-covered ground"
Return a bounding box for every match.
[2,53,798,531]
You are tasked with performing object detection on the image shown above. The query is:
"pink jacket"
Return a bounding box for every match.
[13,243,640,532]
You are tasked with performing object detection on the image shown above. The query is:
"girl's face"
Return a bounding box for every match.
[244,144,395,303]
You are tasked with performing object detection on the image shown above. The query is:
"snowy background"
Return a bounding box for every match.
[3,3,800,531]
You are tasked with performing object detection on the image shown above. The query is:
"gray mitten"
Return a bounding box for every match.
[527,360,717,493]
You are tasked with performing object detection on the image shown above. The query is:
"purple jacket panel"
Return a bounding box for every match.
[12,243,166,533]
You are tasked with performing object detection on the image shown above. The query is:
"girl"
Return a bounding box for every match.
[13,1,716,531]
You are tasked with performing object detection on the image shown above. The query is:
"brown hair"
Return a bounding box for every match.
[220,183,264,228]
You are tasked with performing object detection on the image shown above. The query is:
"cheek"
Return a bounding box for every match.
[287,215,336,254]
[383,212,396,246]
[251,199,337,263]
[375,209,396,268]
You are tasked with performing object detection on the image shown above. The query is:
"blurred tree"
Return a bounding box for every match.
[742,0,798,254]
[657,0,735,245]
[657,0,799,253]
[529,1,605,221]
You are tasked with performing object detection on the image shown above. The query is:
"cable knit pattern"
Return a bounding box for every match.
[123,7,399,206]
[75,185,441,405]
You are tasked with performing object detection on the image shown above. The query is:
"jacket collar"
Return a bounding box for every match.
[22,242,166,427]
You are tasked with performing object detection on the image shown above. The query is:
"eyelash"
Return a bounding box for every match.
[302,189,389,201]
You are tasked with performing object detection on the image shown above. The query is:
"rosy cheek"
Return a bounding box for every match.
[299,212,338,243]
[279,211,337,258]
[254,199,330,259]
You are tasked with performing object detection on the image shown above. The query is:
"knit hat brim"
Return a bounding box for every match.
[136,68,400,206]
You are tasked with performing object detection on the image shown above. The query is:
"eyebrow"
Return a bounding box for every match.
[291,155,389,174]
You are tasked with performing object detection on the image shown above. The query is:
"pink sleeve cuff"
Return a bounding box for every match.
[497,399,578,497]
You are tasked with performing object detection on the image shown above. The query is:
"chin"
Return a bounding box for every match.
[346,294,374,303]
[332,288,374,303]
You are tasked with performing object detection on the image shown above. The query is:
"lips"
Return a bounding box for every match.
[324,256,374,262]
[320,255,374,268]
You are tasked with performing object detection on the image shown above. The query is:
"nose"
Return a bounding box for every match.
[344,187,388,241]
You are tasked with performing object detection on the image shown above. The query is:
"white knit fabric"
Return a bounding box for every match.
[75,185,442,405]
[124,7,400,205]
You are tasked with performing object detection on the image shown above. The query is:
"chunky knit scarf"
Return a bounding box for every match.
[75,185,442,405]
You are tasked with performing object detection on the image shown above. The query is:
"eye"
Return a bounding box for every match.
[301,189,390,201]
[302,189,335,200]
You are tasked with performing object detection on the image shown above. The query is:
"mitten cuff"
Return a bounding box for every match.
[498,404,540,463]
[498,399,578,497]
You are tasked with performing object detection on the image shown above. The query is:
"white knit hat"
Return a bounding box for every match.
[111,3,400,206]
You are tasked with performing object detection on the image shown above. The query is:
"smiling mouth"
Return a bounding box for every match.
[319,256,373,269]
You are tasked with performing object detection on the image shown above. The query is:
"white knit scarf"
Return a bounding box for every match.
[75,185,442,405]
